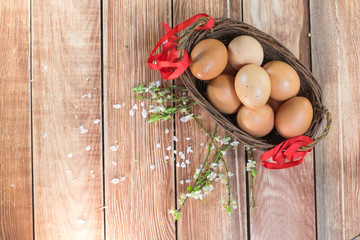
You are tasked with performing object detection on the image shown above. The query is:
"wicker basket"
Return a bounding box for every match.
[179,18,331,151]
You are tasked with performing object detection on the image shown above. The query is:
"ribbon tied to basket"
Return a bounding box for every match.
[148,14,215,79]
[260,135,314,169]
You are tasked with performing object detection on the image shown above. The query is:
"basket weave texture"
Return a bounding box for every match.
[179,18,331,151]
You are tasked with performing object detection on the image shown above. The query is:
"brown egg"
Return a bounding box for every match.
[267,97,284,113]
[275,97,313,139]
[228,35,264,70]
[236,104,274,138]
[206,74,241,114]
[222,61,237,76]
[235,64,271,109]
[263,61,300,101]
[190,39,228,80]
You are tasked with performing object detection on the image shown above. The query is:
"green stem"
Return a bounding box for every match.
[246,147,257,210]
[185,109,232,207]
[176,125,218,214]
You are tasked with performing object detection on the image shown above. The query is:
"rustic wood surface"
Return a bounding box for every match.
[243,1,316,239]
[0,1,32,240]
[311,1,360,239]
[103,0,175,239]
[32,0,103,239]
[1,0,360,239]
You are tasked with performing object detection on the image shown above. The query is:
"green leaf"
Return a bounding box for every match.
[164,107,177,113]
[174,211,181,221]
[187,186,193,192]
[251,169,257,178]
[226,206,232,214]
[147,115,161,123]
[162,115,171,121]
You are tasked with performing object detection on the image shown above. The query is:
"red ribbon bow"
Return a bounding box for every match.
[148,14,215,80]
[260,135,314,169]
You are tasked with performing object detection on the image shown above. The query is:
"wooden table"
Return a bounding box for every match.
[1,0,359,239]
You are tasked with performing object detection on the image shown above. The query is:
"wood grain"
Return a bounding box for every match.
[173,2,248,240]
[243,1,316,239]
[0,1,32,239]
[32,0,103,239]
[103,0,175,239]
[311,1,360,239]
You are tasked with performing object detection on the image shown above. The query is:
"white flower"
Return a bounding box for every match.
[173,136,178,142]
[210,163,218,169]
[180,180,184,185]
[113,104,121,109]
[132,104,138,110]
[228,172,234,177]
[246,160,256,171]
[186,146,193,154]
[156,143,161,148]
[185,159,190,164]
[129,109,135,116]
[185,179,191,183]
[223,137,232,145]
[203,184,214,195]
[207,172,217,181]
[180,162,186,168]
[194,168,201,179]
[166,146,171,151]
[169,209,176,215]
[155,80,161,87]
[180,114,193,122]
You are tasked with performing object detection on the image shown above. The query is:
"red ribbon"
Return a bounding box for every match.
[260,136,314,169]
[148,14,215,80]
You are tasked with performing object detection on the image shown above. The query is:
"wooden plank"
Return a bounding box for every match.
[173,2,248,240]
[0,1,32,239]
[103,1,175,239]
[243,1,316,239]
[32,0,103,239]
[311,1,360,239]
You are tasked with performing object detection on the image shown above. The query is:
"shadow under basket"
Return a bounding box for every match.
[179,18,331,151]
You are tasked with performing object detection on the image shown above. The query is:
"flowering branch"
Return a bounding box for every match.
[132,81,239,220]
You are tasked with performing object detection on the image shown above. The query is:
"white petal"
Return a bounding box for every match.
[85,145,91,151]
[111,178,119,184]
[142,109,148,118]
[129,109,135,116]
[93,119,101,124]
[113,104,121,109]
[110,146,117,151]
[67,153,73,158]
